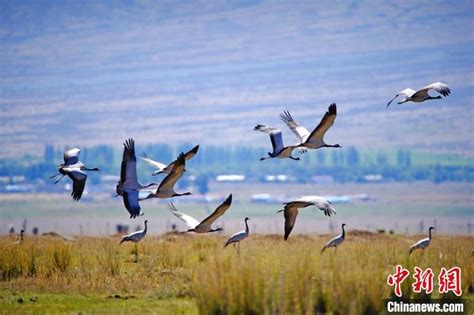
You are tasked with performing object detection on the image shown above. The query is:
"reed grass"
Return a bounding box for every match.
[0,233,472,314]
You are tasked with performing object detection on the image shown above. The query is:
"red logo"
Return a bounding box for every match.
[438,267,462,296]
[412,267,434,294]
[387,266,462,297]
[387,265,410,297]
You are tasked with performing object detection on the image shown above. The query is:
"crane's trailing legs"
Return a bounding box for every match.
[50,173,66,184]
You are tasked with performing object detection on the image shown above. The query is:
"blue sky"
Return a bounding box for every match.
[0,1,473,157]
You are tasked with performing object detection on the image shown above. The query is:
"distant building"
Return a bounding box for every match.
[216,174,245,182]
[364,174,383,182]
[264,174,289,182]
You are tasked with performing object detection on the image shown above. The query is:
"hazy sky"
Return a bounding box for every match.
[0,1,473,157]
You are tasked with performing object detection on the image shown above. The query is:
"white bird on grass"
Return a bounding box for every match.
[141,145,199,176]
[171,194,232,233]
[224,217,250,254]
[387,82,451,107]
[278,196,336,241]
[12,229,24,245]
[280,103,341,150]
[116,139,158,218]
[321,223,346,254]
[409,226,434,254]
[50,148,100,201]
[254,125,300,161]
[120,220,148,262]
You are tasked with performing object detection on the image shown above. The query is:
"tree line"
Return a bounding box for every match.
[0,144,472,185]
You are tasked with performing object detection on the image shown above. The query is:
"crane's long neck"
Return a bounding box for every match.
[83,167,100,171]
[428,229,432,240]
[144,222,147,234]
[245,219,249,234]
[173,192,192,197]
[341,225,345,239]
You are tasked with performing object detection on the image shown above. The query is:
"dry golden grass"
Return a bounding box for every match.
[0,232,472,314]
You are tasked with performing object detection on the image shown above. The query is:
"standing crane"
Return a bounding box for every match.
[12,229,24,245]
[224,217,250,254]
[50,148,100,201]
[321,223,346,254]
[120,220,148,262]
[409,226,435,254]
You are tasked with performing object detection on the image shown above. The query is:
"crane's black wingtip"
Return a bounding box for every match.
[224,193,232,205]
[328,103,337,114]
[279,110,292,121]
[124,138,135,150]
[190,144,200,154]
[176,152,186,164]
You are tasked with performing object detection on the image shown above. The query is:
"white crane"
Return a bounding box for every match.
[141,153,191,200]
[254,125,300,161]
[116,138,158,218]
[120,220,148,262]
[141,145,199,176]
[172,194,232,233]
[224,217,250,254]
[387,82,451,107]
[278,196,336,240]
[409,226,434,254]
[321,223,346,254]
[280,103,341,150]
[50,148,100,201]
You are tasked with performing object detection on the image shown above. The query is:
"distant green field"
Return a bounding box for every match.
[354,148,473,167]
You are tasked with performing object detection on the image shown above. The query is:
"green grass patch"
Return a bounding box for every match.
[0,292,197,314]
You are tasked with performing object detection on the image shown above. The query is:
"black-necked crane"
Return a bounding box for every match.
[171,194,232,233]
[116,138,158,218]
[387,82,451,107]
[321,223,346,254]
[141,153,191,200]
[120,220,148,262]
[141,145,199,176]
[50,148,100,201]
[254,125,300,161]
[224,217,250,254]
[12,229,24,245]
[278,196,336,240]
[409,226,434,254]
[280,103,341,150]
